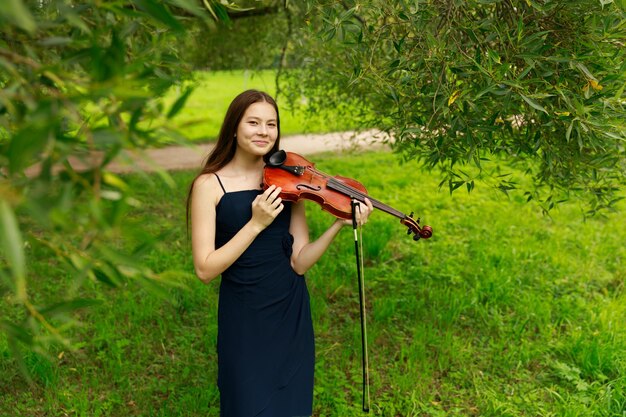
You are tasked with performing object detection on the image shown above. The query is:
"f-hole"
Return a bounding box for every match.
[296,184,322,191]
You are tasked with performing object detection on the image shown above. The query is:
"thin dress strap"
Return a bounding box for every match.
[214,173,226,193]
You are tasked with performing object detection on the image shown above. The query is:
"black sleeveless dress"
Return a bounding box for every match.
[214,178,314,417]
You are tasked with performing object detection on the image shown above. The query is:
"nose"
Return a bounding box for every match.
[259,124,268,136]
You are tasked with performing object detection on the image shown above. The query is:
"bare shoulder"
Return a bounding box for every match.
[192,173,223,207]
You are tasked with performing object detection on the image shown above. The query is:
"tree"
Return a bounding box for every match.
[0,0,239,380]
[282,0,626,213]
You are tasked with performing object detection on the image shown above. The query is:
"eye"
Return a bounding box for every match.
[248,121,258,125]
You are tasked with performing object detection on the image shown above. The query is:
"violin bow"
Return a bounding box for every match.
[351,199,370,412]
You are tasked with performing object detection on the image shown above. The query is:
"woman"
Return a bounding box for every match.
[187,90,372,417]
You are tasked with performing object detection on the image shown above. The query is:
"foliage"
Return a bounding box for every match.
[184,0,290,70]
[282,0,626,214]
[1,152,624,415]
[0,0,237,380]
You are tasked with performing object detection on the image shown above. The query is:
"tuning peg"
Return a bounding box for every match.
[413,234,421,241]
[409,211,414,218]
[406,228,412,235]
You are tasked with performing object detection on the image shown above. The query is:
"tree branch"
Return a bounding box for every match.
[0,48,41,69]
[275,0,292,100]
[339,0,366,26]
[228,6,280,20]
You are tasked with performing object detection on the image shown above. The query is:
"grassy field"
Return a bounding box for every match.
[1,151,624,416]
[163,70,361,142]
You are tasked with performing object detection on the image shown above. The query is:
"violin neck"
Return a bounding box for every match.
[326,178,406,220]
[365,197,407,220]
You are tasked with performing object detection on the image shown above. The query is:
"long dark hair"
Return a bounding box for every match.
[185,90,281,231]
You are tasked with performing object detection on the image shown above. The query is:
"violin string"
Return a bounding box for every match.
[306,166,388,209]
[324,175,407,219]
[330,179,403,218]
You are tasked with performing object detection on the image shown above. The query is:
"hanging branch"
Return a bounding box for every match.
[275,0,293,100]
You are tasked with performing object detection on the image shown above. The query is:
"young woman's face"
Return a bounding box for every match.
[235,101,278,157]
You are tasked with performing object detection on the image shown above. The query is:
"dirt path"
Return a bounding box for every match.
[105,130,388,173]
[24,130,388,177]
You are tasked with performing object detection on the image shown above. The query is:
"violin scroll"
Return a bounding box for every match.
[402,212,433,241]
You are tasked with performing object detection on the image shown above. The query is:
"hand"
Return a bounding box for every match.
[250,185,284,231]
[337,198,374,228]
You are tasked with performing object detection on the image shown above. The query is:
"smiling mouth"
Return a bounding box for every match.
[252,141,269,146]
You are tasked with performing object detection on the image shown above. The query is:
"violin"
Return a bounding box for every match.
[262,151,433,241]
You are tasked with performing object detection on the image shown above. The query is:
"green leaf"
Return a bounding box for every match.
[91,265,122,288]
[566,120,574,142]
[474,85,497,100]
[449,180,465,194]
[0,201,26,302]
[211,3,231,23]
[575,62,598,81]
[93,128,122,146]
[0,0,37,34]
[168,0,210,20]
[39,37,74,47]
[0,320,32,345]
[516,16,524,42]
[167,87,194,119]
[7,124,50,175]
[132,0,184,31]
[57,4,91,34]
[519,93,548,114]
[488,49,501,64]
[38,298,103,318]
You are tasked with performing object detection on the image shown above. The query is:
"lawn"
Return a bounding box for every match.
[1,151,624,416]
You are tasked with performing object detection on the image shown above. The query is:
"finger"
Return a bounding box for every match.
[355,210,363,225]
[264,186,281,204]
[271,197,282,208]
[362,199,373,217]
[272,202,284,215]
[358,204,370,226]
[358,203,368,222]
[268,186,282,201]
[262,184,277,199]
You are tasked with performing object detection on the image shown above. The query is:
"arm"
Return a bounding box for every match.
[191,175,284,283]
[289,198,373,276]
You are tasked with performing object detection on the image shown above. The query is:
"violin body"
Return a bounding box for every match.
[263,151,432,241]
[263,152,366,220]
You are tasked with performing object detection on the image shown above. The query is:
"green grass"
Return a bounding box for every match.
[1,151,625,416]
[163,70,361,142]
